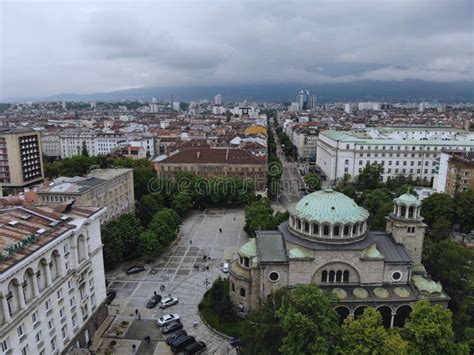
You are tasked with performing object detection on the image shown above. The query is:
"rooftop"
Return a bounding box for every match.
[0,204,101,273]
[158,148,265,165]
[256,231,288,263]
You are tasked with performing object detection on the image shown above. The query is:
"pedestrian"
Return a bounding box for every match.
[135,309,138,318]
[219,228,222,233]
[203,255,207,261]
[208,256,211,261]
[138,311,141,321]
[160,284,165,292]
[132,344,136,353]
[233,217,236,221]
[190,240,192,245]
[206,265,209,271]
[154,291,157,297]
[193,320,198,328]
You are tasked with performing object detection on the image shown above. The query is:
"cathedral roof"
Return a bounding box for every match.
[239,238,257,258]
[394,193,421,206]
[288,189,369,225]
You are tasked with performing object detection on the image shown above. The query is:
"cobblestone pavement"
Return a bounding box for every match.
[94,208,247,354]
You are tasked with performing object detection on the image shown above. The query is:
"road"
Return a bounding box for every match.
[91,209,246,355]
[270,118,306,208]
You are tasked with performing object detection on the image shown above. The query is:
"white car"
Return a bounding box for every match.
[222,262,229,273]
[159,296,179,309]
[157,313,181,327]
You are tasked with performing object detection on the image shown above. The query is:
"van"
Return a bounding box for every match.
[222,262,229,273]
[170,335,196,353]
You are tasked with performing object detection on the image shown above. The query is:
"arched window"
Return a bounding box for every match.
[408,206,414,218]
[334,226,340,237]
[244,257,250,267]
[231,283,235,292]
[336,270,342,282]
[400,206,406,217]
[313,224,319,235]
[343,270,349,282]
[323,225,330,236]
[321,270,328,282]
[240,288,246,297]
[304,222,309,233]
[77,235,87,263]
[329,270,335,282]
[353,224,357,234]
[297,219,301,230]
[343,226,349,236]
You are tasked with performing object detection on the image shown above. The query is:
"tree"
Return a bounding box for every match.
[137,230,163,262]
[136,194,164,227]
[225,110,232,122]
[421,193,454,228]
[133,166,156,201]
[148,208,182,246]
[277,285,339,355]
[207,278,236,323]
[304,173,322,192]
[404,300,468,355]
[241,288,289,355]
[244,199,288,237]
[428,216,452,240]
[360,188,393,230]
[171,192,193,217]
[356,164,384,191]
[338,308,408,355]
[454,189,474,232]
[238,178,257,206]
[81,140,89,157]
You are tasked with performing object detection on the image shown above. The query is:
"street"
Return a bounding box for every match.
[90,209,247,354]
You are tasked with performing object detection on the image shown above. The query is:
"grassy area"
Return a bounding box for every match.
[198,283,246,338]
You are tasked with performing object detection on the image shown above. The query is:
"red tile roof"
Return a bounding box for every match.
[159,148,265,165]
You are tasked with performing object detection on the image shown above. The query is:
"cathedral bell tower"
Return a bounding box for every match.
[386,193,426,265]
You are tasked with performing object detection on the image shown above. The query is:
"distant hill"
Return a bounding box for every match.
[3,80,474,103]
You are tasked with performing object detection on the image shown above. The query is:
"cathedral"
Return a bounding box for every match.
[229,189,449,327]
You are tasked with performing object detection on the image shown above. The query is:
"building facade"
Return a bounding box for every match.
[0,204,107,354]
[59,130,125,158]
[316,130,474,184]
[41,133,61,159]
[154,148,267,191]
[229,190,449,327]
[36,169,134,224]
[0,128,44,188]
[435,151,474,195]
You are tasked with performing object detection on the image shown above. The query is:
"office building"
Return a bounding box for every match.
[435,150,474,195]
[0,203,107,354]
[0,128,44,188]
[214,94,223,106]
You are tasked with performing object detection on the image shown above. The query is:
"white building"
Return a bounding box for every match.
[59,130,125,158]
[0,204,107,354]
[316,129,474,184]
[41,133,61,159]
[214,94,223,106]
[344,104,354,114]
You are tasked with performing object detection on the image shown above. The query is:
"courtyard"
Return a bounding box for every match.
[91,208,247,354]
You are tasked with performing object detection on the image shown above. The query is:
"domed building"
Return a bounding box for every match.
[229,189,449,327]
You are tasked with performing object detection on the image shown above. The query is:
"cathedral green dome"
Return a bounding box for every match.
[394,193,420,206]
[289,189,369,225]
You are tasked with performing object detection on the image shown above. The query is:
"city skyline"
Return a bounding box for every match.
[1,0,473,98]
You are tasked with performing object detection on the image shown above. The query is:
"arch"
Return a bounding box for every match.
[7,278,21,316]
[323,225,330,236]
[296,219,301,230]
[354,306,367,319]
[312,224,319,235]
[333,225,340,237]
[352,224,358,235]
[22,268,36,303]
[400,205,406,217]
[336,270,342,282]
[77,235,87,263]
[343,225,350,236]
[50,250,61,281]
[37,258,49,292]
[343,270,349,282]
[313,262,360,284]
[240,288,246,297]
[335,306,350,325]
[321,270,328,283]
[328,270,335,282]
[304,221,309,233]
[408,206,415,218]
[377,306,393,329]
[393,305,412,327]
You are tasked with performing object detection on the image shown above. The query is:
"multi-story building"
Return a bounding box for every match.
[435,150,474,195]
[59,130,125,158]
[285,125,319,162]
[36,169,134,223]
[0,128,44,188]
[0,203,107,354]
[316,129,474,184]
[41,133,61,159]
[154,148,267,191]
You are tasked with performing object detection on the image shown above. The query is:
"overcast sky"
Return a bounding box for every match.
[1,0,473,98]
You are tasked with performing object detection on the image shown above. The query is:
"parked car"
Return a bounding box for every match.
[157,313,180,326]
[229,337,242,348]
[105,290,117,305]
[166,330,188,345]
[126,265,145,275]
[162,320,183,334]
[222,262,229,273]
[183,341,207,355]
[159,296,179,309]
[146,294,162,308]
[170,335,195,354]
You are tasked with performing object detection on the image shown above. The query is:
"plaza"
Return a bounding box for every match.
[90,208,246,354]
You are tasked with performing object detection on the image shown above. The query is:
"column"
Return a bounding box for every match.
[390,311,396,328]
[70,245,79,269]
[32,275,40,297]
[17,285,26,310]
[393,205,397,215]
[319,225,322,239]
[349,224,354,238]
[405,205,409,218]
[330,225,334,239]
[45,264,52,287]
[1,295,12,323]
[56,257,65,278]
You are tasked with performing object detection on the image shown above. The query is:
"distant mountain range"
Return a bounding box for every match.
[3,80,474,103]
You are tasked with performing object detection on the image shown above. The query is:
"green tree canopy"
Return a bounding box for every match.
[359,188,393,230]
[137,230,163,262]
[404,300,469,355]
[133,166,156,201]
[136,193,164,227]
[304,173,322,192]
[244,199,289,237]
[276,285,339,355]
[454,189,474,232]
[421,193,454,227]
[171,192,193,217]
[356,163,384,191]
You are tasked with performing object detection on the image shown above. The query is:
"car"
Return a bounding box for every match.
[222,262,229,273]
[229,337,242,348]
[159,296,179,309]
[170,335,195,353]
[183,341,207,355]
[146,294,162,308]
[105,290,116,305]
[161,320,183,334]
[166,330,188,345]
[157,313,180,326]
[126,265,145,275]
